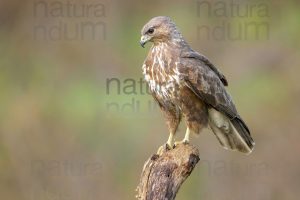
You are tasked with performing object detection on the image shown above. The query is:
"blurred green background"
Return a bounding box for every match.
[1,0,300,199]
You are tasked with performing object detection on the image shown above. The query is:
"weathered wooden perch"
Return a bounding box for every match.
[136,143,200,200]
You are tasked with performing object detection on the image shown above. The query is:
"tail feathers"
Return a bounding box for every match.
[230,117,255,151]
[208,109,255,154]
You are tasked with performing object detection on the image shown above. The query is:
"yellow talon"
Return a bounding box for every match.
[157,132,175,155]
[173,139,189,148]
[157,143,172,155]
[173,128,191,147]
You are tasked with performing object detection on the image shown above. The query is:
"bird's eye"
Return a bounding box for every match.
[147,28,154,34]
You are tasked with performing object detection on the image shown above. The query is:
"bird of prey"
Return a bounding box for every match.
[140,16,254,154]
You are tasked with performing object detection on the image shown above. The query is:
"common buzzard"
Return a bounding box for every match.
[140,16,254,154]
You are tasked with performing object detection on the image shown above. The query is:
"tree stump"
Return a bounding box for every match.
[136,143,200,200]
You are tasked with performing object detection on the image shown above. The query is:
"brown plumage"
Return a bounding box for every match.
[140,16,254,154]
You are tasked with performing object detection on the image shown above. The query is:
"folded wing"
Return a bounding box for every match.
[181,54,254,154]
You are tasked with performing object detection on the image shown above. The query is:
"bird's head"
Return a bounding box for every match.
[140,16,182,48]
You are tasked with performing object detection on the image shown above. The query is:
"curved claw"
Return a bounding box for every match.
[173,140,189,148]
[157,143,172,155]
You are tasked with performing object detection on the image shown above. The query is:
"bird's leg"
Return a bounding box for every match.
[174,127,190,147]
[183,127,191,143]
[167,131,174,147]
[157,132,174,155]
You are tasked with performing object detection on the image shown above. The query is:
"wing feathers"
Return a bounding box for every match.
[182,57,254,154]
[181,51,228,86]
[230,117,254,149]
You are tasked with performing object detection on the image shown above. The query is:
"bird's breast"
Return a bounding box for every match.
[143,44,182,101]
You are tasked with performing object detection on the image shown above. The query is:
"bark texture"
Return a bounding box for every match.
[136,143,200,200]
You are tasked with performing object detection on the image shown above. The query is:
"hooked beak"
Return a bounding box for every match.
[140,35,150,48]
